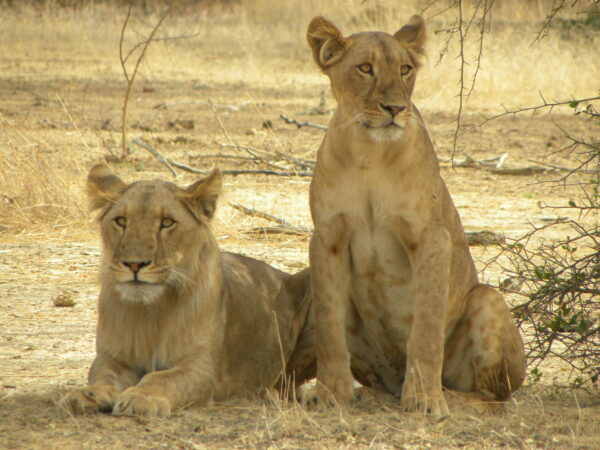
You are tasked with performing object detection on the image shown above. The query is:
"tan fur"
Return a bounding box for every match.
[305,16,526,415]
[59,165,314,417]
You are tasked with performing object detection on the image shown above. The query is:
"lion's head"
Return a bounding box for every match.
[307,15,426,142]
[87,164,222,304]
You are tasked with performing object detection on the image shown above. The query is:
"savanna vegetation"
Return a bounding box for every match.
[0,0,598,447]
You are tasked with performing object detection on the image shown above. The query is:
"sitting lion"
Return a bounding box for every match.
[305,15,526,415]
[59,164,315,417]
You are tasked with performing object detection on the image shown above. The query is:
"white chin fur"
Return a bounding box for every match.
[115,282,166,304]
[367,126,405,143]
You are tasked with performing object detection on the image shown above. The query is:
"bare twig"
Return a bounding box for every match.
[215,142,293,172]
[231,204,312,235]
[208,99,236,146]
[246,226,310,237]
[439,153,508,168]
[468,95,600,132]
[209,102,315,173]
[486,166,551,176]
[133,140,313,177]
[118,5,176,159]
[55,93,90,151]
[529,159,597,175]
[131,139,177,178]
[222,169,312,177]
[279,114,328,131]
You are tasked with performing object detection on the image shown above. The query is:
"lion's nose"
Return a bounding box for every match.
[381,104,406,117]
[123,260,150,274]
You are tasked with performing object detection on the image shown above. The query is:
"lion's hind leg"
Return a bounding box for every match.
[442,285,526,406]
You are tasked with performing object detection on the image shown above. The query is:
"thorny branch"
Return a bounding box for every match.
[467,95,600,132]
[451,0,465,159]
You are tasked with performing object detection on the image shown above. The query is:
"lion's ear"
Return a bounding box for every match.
[307,16,347,69]
[394,15,427,67]
[86,163,126,211]
[184,167,222,220]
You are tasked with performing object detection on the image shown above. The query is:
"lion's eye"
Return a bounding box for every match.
[400,64,413,76]
[114,216,127,228]
[160,217,176,229]
[357,63,373,74]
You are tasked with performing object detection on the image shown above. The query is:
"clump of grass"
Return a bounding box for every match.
[52,291,76,307]
[0,133,88,236]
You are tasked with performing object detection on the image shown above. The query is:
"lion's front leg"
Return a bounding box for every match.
[306,213,354,408]
[400,226,451,417]
[113,357,216,417]
[59,354,139,416]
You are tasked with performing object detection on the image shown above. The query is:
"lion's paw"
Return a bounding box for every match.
[300,378,354,411]
[113,388,171,417]
[400,389,449,418]
[59,385,115,416]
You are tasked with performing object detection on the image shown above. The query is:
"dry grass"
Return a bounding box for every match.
[1,385,599,448]
[1,0,598,234]
[0,1,599,448]
[0,120,88,236]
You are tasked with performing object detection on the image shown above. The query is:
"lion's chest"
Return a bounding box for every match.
[316,165,429,343]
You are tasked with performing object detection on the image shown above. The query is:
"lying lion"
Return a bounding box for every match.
[59,164,315,417]
[305,15,526,415]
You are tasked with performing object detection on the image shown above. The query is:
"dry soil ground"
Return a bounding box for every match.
[1,3,599,449]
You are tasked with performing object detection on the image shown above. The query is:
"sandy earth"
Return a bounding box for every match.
[1,11,599,448]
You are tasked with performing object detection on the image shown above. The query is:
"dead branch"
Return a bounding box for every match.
[440,153,508,168]
[215,142,293,172]
[223,169,313,177]
[131,139,177,178]
[132,139,313,178]
[209,103,315,173]
[208,99,236,146]
[231,204,311,235]
[279,114,328,131]
[217,142,315,171]
[119,6,194,160]
[486,166,552,176]
[231,203,294,227]
[465,230,505,246]
[246,226,310,237]
[210,101,293,171]
[119,6,172,159]
[529,159,597,175]
[55,94,90,152]
[233,203,504,244]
